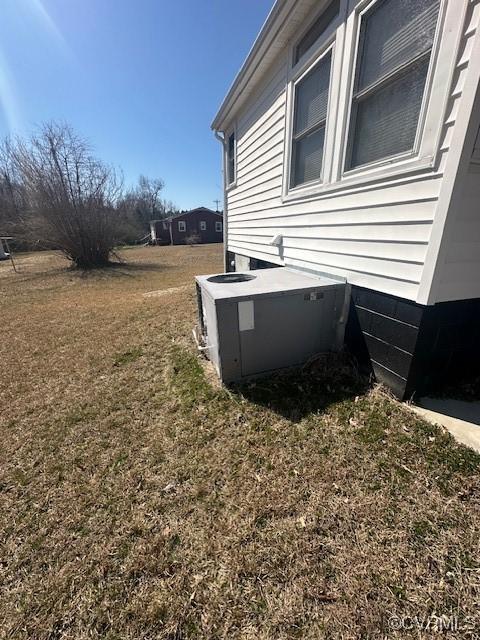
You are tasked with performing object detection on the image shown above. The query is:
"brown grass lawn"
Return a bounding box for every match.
[1,245,479,639]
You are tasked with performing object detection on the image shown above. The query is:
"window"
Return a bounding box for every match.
[215,221,222,233]
[178,221,186,232]
[290,50,332,188]
[162,221,169,230]
[294,0,340,64]
[345,0,440,170]
[200,221,206,231]
[227,132,235,185]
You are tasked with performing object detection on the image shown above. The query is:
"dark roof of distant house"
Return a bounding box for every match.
[174,207,223,218]
[150,207,223,224]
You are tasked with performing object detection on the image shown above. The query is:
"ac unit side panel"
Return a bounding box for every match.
[216,300,242,383]
[239,290,340,378]
[200,290,221,375]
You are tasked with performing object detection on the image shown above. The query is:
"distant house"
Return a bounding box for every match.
[150,207,223,246]
[211,0,480,399]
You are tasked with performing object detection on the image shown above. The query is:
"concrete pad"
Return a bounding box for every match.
[411,398,480,453]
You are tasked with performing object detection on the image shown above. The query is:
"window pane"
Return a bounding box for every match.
[227,133,235,183]
[357,0,439,92]
[349,59,429,169]
[294,52,331,136]
[292,126,325,186]
[294,0,339,64]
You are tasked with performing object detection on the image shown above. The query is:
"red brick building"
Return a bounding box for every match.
[150,207,223,245]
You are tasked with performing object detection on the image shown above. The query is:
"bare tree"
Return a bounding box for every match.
[0,138,27,238]
[8,123,123,268]
[115,177,178,243]
[137,175,164,220]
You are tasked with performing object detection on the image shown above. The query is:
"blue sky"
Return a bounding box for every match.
[0,0,273,209]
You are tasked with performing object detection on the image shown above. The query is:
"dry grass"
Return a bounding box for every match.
[1,245,479,639]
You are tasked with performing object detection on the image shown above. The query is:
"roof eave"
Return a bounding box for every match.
[211,0,295,132]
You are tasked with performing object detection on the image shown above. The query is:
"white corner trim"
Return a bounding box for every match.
[417,22,480,305]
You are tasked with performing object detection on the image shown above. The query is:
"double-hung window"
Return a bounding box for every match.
[200,221,206,231]
[345,0,441,170]
[290,49,332,188]
[178,221,186,232]
[215,221,223,233]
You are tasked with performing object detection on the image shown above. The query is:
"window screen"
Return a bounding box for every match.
[346,0,440,170]
[227,132,235,184]
[291,51,332,187]
[294,0,340,64]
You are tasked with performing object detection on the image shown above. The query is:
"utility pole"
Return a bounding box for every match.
[213,199,221,212]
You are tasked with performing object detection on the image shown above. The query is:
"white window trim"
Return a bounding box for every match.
[226,124,237,190]
[281,0,464,203]
[215,221,223,232]
[282,0,348,200]
[200,221,206,230]
[178,220,186,232]
[286,43,336,193]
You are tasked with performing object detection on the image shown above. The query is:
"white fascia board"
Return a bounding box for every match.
[212,0,317,132]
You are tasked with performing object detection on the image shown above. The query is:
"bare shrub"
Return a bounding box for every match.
[6,123,123,268]
[185,232,201,245]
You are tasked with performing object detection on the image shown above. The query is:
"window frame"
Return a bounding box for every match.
[282,0,346,200]
[289,48,334,189]
[162,220,169,230]
[281,0,462,203]
[284,41,337,196]
[226,127,237,189]
[337,0,452,184]
[178,220,186,232]
[215,220,223,233]
[200,220,207,231]
[341,0,446,176]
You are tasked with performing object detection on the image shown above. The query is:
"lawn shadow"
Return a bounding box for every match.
[229,352,369,422]
[78,260,172,279]
[2,257,172,285]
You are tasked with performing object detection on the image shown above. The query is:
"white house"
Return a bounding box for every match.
[212,0,480,398]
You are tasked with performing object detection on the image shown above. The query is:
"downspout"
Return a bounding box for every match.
[214,130,229,272]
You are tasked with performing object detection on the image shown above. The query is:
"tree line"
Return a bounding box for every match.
[0,122,178,268]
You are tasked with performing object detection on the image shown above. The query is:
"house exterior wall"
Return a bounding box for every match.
[152,220,171,245]
[430,114,480,303]
[170,211,223,245]
[153,211,223,246]
[435,163,480,301]
[223,0,480,305]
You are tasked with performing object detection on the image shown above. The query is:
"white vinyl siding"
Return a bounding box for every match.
[417,0,480,303]
[224,0,478,303]
[436,167,480,301]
